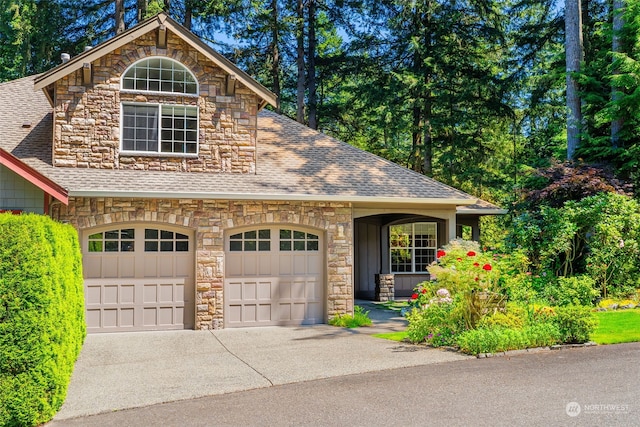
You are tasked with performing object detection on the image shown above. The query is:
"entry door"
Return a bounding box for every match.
[224,227,324,327]
[82,225,194,332]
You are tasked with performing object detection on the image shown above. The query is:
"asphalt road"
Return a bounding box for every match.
[50,342,639,427]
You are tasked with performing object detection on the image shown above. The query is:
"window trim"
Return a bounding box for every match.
[120,101,200,157]
[389,222,437,274]
[120,56,199,97]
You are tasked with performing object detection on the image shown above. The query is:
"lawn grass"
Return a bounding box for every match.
[371,331,408,341]
[372,310,640,345]
[591,310,640,344]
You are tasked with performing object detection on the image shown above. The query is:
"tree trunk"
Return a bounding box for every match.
[307,0,317,129]
[296,0,306,124]
[137,0,147,22]
[115,0,125,34]
[270,0,281,113]
[411,103,424,173]
[611,0,625,147]
[184,0,193,29]
[565,0,583,160]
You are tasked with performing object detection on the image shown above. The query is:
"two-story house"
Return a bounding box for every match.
[0,13,503,333]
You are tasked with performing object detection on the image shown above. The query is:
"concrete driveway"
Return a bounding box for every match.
[54,303,470,421]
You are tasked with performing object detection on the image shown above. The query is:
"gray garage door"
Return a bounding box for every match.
[224,226,324,327]
[82,224,194,333]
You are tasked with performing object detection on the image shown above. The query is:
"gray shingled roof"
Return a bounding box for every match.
[0,75,477,205]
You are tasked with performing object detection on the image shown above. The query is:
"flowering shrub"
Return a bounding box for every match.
[426,239,500,296]
[405,295,462,346]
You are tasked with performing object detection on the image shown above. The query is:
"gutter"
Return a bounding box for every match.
[68,190,476,206]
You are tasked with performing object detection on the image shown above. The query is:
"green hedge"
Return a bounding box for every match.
[0,214,86,427]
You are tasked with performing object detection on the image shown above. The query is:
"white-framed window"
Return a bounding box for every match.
[390,222,437,273]
[121,103,198,154]
[120,57,199,156]
[121,57,198,95]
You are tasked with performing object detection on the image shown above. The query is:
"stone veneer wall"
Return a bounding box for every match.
[53,31,259,173]
[53,197,354,329]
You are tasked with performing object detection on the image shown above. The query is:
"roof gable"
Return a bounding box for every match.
[34,12,277,108]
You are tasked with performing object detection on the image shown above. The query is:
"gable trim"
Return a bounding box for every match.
[0,149,69,205]
[34,13,277,108]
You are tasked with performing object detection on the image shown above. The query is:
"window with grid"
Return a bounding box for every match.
[122,57,198,94]
[279,230,319,251]
[229,230,271,252]
[120,57,199,155]
[88,229,135,252]
[390,223,437,273]
[144,229,189,252]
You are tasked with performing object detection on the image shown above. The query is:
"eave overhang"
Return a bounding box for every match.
[68,189,476,206]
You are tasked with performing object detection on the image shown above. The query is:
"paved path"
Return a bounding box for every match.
[52,302,468,421]
[50,342,640,426]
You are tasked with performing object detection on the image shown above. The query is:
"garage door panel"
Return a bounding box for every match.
[278,281,291,299]
[243,282,257,300]
[278,255,292,275]
[258,256,272,275]
[307,302,322,320]
[175,255,192,277]
[257,281,273,300]
[225,226,324,328]
[243,254,258,275]
[85,258,103,279]
[159,283,175,303]
[291,281,305,299]
[226,254,244,276]
[86,285,101,304]
[83,225,194,333]
[120,257,136,278]
[293,254,307,275]
[227,281,243,300]
[307,255,321,274]
[101,257,120,278]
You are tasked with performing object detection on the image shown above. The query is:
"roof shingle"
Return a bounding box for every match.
[0,76,477,205]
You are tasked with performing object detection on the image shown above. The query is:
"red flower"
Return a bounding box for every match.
[421,288,427,294]
[475,277,479,282]
[456,257,462,262]
[482,264,492,271]
[473,262,480,267]
[467,251,476,257]
[411,293,419,300]
[436,250,446,258]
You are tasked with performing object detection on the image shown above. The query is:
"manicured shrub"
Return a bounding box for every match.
[0,214,86,426]
[553,305,597,344]
[456,323,560,355]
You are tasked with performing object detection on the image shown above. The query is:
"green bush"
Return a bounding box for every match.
[553,305,597,344]
[477,305,526,330]
[0,214,86,426]
[406,295,462,346]
[329,305,372,328]
[456,323,560,355]
[543,275,599,307]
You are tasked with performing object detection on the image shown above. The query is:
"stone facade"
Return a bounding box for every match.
[52,197,354,329]
[53,31,259,173]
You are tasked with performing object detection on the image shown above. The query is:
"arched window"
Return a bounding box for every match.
[120,57,199,156]
[121,57,198,94]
